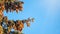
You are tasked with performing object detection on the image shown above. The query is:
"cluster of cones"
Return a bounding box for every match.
[0,16,34,34]
[0,0,24,13]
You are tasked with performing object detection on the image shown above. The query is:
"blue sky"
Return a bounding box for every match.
[3,0,60,34]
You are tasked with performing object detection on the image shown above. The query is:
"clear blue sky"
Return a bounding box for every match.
[3,0,60,34]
